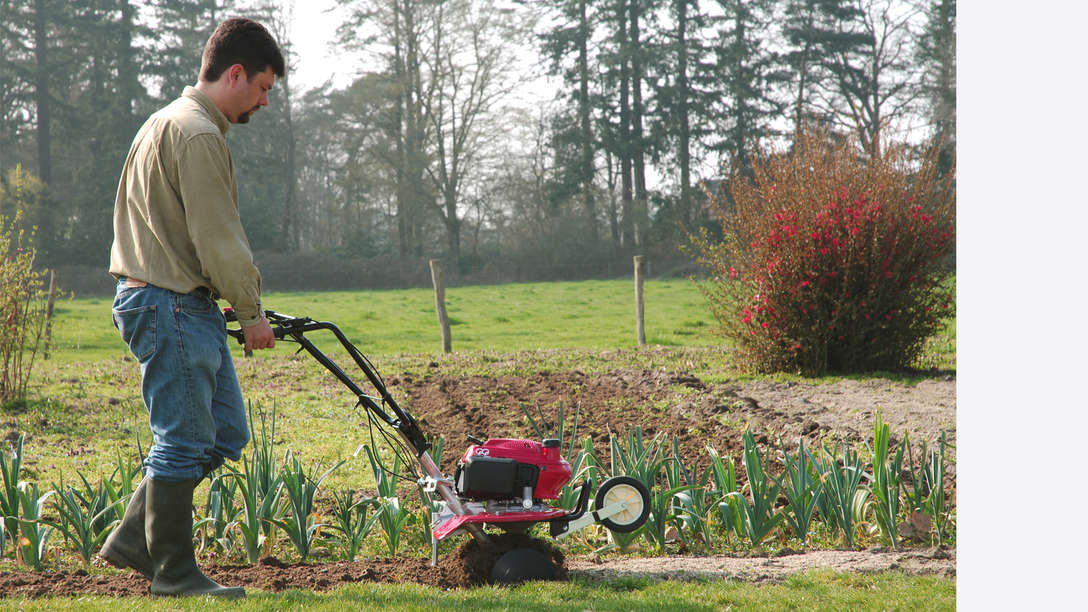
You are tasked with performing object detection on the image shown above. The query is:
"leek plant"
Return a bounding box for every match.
[1,432,23,544]
[196,471,242,555]
[227,455,284,562]
[365,445,414,556]
[645,457,698,553]
[14,481,55,570]
[869,413,905,548]
[903,438,928,513]
[226,402,286,562]
[273,450,345,561]
[559,438,599,511]
[52,485,122,565]
[773,439,820,545]
[667,437,718,550]
[724,430,783,546]
[707,446,744,540]
[925,432,950,543]
[600,428,663,551]
[65,470,125,544]
[813,441,867,547]
[330,489,381,561]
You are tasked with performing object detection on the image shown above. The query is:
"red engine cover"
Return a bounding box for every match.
[460,438,572,500]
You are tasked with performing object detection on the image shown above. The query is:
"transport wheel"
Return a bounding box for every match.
[594,476,650,533]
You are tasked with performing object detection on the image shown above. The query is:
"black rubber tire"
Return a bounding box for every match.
[594,476,651,533]
[491,548,557,584]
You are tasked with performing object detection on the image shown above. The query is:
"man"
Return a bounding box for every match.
[100,18,284,598]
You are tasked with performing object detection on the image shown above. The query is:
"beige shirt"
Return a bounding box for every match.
[109,87,263,327]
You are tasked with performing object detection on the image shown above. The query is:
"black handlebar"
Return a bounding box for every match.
[223,308,430,456]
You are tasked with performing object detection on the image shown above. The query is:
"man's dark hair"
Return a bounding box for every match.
[200,17,285,83]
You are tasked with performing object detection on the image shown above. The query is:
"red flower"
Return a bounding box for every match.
[729,267,738,279]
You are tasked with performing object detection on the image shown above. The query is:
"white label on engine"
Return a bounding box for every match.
[474,448,490,456]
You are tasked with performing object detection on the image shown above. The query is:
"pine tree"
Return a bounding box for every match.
[708,0,786,180]
[915,0,955,173]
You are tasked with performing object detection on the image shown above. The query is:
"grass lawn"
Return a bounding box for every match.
[44,279,722,365]
[0,571,954,611]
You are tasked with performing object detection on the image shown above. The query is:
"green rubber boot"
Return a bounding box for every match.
[145,478,244,598]
[99,478,153,579]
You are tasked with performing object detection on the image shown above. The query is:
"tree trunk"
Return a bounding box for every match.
[629,0,647,246]
[33,0,51,185]
[618,2,633,247]
[675,0,692,227]
[577,0,596,232]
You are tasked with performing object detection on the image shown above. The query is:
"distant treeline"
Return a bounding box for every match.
[0,0,954,293]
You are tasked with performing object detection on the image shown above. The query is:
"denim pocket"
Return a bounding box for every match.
[178,293,215,316]
[113,305,157,361]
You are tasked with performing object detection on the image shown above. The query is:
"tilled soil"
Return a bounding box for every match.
[0,365,956,597]
[396,368,956,477]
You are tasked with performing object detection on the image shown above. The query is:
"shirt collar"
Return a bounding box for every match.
[182,86,231,136]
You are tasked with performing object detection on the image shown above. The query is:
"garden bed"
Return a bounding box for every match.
[0,368,955,597]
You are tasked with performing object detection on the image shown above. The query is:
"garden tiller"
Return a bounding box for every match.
[224,309,651,582]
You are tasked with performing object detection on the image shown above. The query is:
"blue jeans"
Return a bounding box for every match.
[112,279,249,482]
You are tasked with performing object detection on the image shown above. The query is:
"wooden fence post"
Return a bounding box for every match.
[429,259,452,354]
[43,270,57,360]
[634,256,646,346]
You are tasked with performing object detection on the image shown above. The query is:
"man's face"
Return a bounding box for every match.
[227,65,276,124]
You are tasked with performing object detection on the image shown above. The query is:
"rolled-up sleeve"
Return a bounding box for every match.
[176,133,263,326]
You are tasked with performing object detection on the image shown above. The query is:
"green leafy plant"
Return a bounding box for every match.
[600,428,664,551]
[558,437,599,511]
[646,456,698,553]
[869,413,905,548]
[14,481,55,570]
[813,441,868,548]
[364,445,414,556]
[196,471,242,555]
[724,430,783,546]
[225,401,285,562]
[51,485,122,565]
[924,432,951,543]
[272,450,345,561]
[667,437,718,550]
[1,432,23,544]
[329,489,381,562]
[774,438,821,545]
[688,127,956,374]
[707,445,744,541]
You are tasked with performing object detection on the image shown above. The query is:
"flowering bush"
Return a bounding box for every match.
[689,129,955,374]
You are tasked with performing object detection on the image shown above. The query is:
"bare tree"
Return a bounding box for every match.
[818,0,922,158]
[420,0,527,268]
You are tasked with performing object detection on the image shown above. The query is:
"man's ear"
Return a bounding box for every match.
[228,64,247,85]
